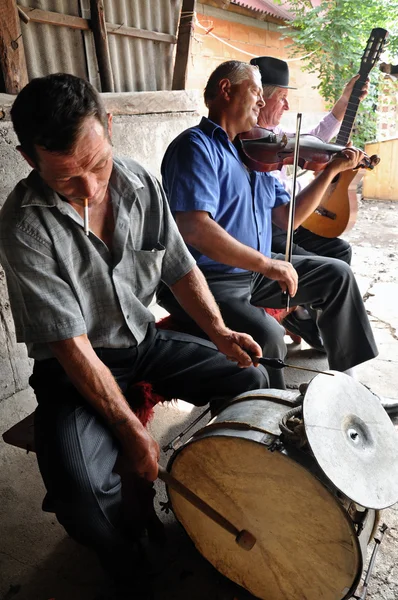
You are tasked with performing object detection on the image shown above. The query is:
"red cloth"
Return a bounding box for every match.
[126,381,167,427]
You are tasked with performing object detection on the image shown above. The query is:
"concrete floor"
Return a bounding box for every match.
[1,199,398,600]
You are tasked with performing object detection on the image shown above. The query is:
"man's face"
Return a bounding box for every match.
[258,88,289,128]
[29,115,113,208]
[228,70,265,133]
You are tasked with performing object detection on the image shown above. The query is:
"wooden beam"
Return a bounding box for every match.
[106,23,176,44]
[90,0,114,92]
[17,6,30,24]
[172,0,196,90]
[17,5,175,43]
[16,5,90,30]
[0,0,28,93]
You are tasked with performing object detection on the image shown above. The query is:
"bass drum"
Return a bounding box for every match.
[167,389,377,600]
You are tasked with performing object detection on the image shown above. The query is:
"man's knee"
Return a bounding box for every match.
[248,309,287,358]
[248,364,269,389]
[335,239,352,265]
[321,256,354,291]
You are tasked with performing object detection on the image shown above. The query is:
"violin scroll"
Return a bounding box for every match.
[348,152,380,171]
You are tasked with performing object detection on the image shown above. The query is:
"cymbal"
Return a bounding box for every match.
[303,371,398,509]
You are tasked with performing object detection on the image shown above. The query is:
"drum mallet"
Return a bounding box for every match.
[157,465,256,551]
[255,356,334,376]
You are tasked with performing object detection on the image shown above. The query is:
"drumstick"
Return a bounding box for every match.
[251,355,334,376]
[83,198,89,236]
[157,465,256,551]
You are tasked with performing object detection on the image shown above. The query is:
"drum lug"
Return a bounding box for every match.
[268,439,284,453]
[352,523,388,600]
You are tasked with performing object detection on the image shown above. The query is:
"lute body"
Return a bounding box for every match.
[302,28,388,238]
[302,169,361,238]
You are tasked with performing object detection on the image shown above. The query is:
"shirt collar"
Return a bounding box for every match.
[198,116,229,141]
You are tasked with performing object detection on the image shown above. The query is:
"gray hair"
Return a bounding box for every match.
[262,84,279,99]
[204,60,261,107]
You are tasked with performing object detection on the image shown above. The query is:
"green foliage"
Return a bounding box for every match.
[280,0,398,145]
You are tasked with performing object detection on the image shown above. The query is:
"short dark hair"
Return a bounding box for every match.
[11,73,109,163]
[203,60,259,107]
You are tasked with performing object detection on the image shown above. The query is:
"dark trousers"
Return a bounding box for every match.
[157,255,378,388]
[30,324,268,567]
[271,224,352,265]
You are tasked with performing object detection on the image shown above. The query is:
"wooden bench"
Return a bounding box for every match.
[3,411,35,453]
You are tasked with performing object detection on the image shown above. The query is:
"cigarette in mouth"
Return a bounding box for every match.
[83,198,89,236]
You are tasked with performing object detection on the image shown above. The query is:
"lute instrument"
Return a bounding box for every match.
[302,27,389,238]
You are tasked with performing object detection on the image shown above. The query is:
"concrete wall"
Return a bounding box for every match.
[0,90,201,402]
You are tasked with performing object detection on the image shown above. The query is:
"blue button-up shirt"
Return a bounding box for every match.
[161,117,290,274]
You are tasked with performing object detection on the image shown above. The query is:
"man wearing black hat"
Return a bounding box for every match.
[158,60,378,389]
[250,56,368,350]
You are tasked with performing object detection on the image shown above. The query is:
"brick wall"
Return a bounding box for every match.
[187,7,327,121]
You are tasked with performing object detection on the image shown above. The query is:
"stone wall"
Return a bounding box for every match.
[0,90,201,402]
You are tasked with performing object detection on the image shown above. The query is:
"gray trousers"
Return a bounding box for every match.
[30,324,268,573]
[271,224,352,265]
[157,254,378,388]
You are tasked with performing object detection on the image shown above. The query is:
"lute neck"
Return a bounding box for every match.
[335,72,367,146]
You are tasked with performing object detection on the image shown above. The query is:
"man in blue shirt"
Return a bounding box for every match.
[157,60,378,388]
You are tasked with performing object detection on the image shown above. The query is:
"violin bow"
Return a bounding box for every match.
[281,112,302,309]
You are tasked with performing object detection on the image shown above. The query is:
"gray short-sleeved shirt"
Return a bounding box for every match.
[0,157,195,360]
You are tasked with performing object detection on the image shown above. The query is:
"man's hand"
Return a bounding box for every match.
[341,73,369,103]
[261,258,298,297]
[209,329,263,368]
[332,74,369,122]
[328,144,366,176]
[120,423,160,481]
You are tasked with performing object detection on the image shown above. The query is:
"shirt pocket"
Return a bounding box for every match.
[132,244,165,304]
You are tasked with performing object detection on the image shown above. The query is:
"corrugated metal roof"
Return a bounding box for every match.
[100,0,182,92]
[18,0,182,92]
[231,0,294,21]
[19,0,89,80]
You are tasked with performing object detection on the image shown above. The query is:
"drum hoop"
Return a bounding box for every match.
[194,419,278,438]
[215,389,302,413]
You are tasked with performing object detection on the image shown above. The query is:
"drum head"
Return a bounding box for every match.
[303,372,398,509]
[169,432,361,600]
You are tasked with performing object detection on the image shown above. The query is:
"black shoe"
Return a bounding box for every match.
[282,313,326,353]
[380,396,398,416]
[368,391,398,418]
[361,383,398,418]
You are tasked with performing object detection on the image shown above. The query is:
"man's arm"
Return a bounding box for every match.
[280,74,369,146]
[272,146,365,230]
[49,334,160,481]
[170,265,269,364]
[175,211,298,297]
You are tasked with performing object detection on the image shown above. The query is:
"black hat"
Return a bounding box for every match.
[250,56,296,89]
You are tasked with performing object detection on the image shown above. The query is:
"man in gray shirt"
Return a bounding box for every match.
[0,74,268,598]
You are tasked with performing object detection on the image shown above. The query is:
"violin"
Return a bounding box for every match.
[236,126,380,173]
